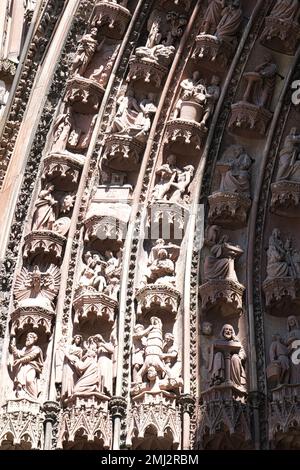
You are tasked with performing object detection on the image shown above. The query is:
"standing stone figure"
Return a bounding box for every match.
[31,184,57,231]
[71,28,98,77]
[61,335,83,401]
[10,333,44,400]
[276,128,300,182]
[218,145,253,195]
[270,0,299,21]
[200,0,225,35]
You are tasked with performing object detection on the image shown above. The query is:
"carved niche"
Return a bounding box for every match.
[91,1,132,39]
[192,0,243,72]
[263,230,300,316]
[208,145,253,229]
[136,239,181,316]
[127,317,182,449]
[164,73,221,153]
[199,226,245,317]
[101,90,157,171]
[42,153,85,190]
[127,10,186,90]
[260,0,300,56]
[228,54,277,138]
[270,128,300,217]
[65,76,105,114]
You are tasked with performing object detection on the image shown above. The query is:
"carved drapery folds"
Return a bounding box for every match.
[271,128,300,216]
[260,0,300,55]
[192,0,243,72]
[229,54,277,138]
[263,229,300,316]
[208,145,253,228]
[200,227,245,316]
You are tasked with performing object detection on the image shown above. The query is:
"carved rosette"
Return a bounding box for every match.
[73,290,117,325]
[228,102,272,138]
[260,17,300,56]
[263,277,300,317]
[269,385,300,449]
[192,34,234,71]
[127,58,169,89]
[92,2,132,39]
[199,279,245,317]
[0,400,43,450]
[126,393,181,448]
[102,134,145,171]
[65,77,105,114]
[57,395,111,449]
[23,230,66,262]
[270,181,300,217]
[10,306,55,336]
[196,386,252,450]
[136,285,181,316]
[164,119,207,153]
[208,192,251,229]
[42,152,85,187]
[84,215,126,244]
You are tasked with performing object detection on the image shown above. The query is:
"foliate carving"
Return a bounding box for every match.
[200,227,245,316]
[109,396,127,418]
[193,0,242,71]
[9,333,44,401]
[260,0,300,55]
[208,145,253,228]
[65,76,105,114]
[0,401,43,450]
[136,285,181,316]
[92,1,132,39]
[263,230,300,316]
[228,54,277,138]
[23,231,66,262]
[10,306,54,336]
[271,128,300,216]
[57,400,111,449]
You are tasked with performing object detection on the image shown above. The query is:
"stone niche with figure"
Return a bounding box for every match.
[270,128,300,217]
[263,229,300,316]
[101,87,157,173]
[260,0,300,56]
[208,144,253,229]
[199,226,245,317]
[192,0,243,72]
[126,315,182,449]
[228,54,277,138]
[127,9,187,91]
[164,72,221,155]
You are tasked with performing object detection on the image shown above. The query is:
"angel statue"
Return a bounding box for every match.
[14,265,61,311]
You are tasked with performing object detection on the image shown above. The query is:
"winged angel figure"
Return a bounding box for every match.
[14,265,60,311]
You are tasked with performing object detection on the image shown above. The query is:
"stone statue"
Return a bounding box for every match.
[243,54,277,109]
[71,28,98,77]
[93,334,114,396]
[215,0,242,43]
[0,79,9,116]
[61,335,83,401]
[200,75,221,129]
[152,154,193,202]
[270,0,299,21]
[204,226,243,282]
[218,145,253,195]
[209,324,246,392]
[71,337,100,396]
[276,128,300,182]
[51,108,73,153]
[266,229,291,279]
[169,165,194,203]
[269,333,290,385]
[14,265,60,310]
[200,0,225,35]
[31,184,57,231]
[132,324,153,383]
[174,72,207,118]
[145,10,162,48]
[285,315,300,384]
[161,333,179,377]
[10,333,43,400]
[147,248,175,285]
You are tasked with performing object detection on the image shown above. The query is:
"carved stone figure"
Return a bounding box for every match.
[93,334,114,396]
[276,128,300,182]
[209,324,246,392]
[161,333,178,376]
[204,227,243,282]
[147,248,175,285]
[14,265,60,310]
[270,0,299,21]
[0,79,9,116]
[215,0,242,43]
[200,75,221,129]
[200,0,225,35]
[24,0,37,12]
[285,315,300,385]
[71,28,98,77]
[10,333,43,400]
[218,145,252,195]
[61,335,83,401]
[268,333,290,385]
[71,338,100,396]
[132,324,152,383]
[51,108,73,153]
[31,184,57,231]
[266,229,291,279]
[242,54,277,109]
[152,154,193,203]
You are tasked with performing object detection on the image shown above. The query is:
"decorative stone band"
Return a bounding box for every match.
[102,134,145,172]
[270,180,300,217]
[65,76,105,114]
[10,305,55,336]
[135,284,181,316]
[42,152,85,187]
[199,279,245,317]
[164,118,207,153]
[263,277,300,317]
[73,290,117,325]
[127,57,169,89]
[23,230,66,262]
[91,1,132,39]
[208,191,251,229]
[260,17,300,56]
[228,101,273,138]
[192,34,234,71]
